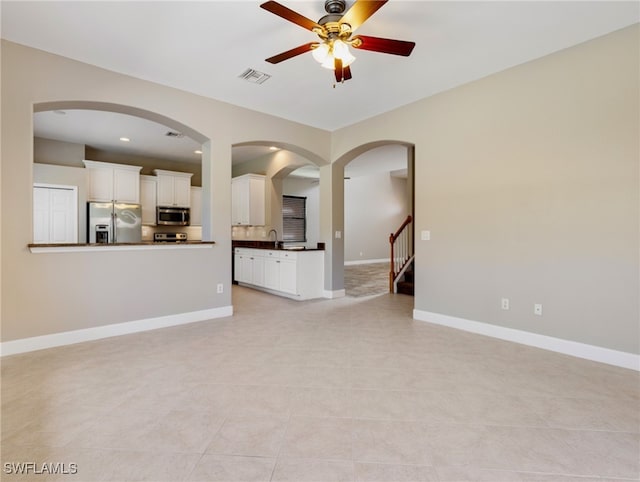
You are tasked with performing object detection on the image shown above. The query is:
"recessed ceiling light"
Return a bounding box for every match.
[53,110,66,115]
[269,146,278,151]
[119,137,130,142]
[194,150,202,155]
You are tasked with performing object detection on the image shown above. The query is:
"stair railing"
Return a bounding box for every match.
[389,215,413,293]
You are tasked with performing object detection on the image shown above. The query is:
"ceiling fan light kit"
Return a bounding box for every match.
[261,0,415,84]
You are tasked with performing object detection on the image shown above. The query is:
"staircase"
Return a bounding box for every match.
[389,215,414,296]
[396,262,414,296]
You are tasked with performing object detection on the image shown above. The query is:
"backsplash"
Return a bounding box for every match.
[142,225,202,241]
[232,225,272,241]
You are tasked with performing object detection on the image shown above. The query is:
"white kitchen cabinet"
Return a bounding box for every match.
[154,169,193,207]
[234,247,323,300]
[83,160,142,203]
[33,184,78,244]
[140,175,157,225]
[231,174,265,225]
[190,186,202,226]
[262,250,296,294]
[234,248,264,286]
[263,254,279,291]
[278,253,297,294]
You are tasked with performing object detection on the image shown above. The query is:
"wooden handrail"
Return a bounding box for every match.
[389,215,413,293]
[391,215,412,243]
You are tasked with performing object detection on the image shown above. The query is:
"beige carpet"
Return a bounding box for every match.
[344,262,389,297]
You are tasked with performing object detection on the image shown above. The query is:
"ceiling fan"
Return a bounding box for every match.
[260,0,416,83]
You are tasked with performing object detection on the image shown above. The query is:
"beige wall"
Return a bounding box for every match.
[2,24,638,357]
[34,137,85,165]
[332,25,639,354]
[344,173,409,263]
[1,40,330,342]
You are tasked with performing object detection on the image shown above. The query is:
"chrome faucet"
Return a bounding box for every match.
[268,229,279,248]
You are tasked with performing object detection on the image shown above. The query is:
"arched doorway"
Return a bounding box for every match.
[333,141,415,297]
[32,101,211,241]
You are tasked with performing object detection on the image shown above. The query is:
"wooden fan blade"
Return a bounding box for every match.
[266,42,317,64]
[334,58,343,82]
[260,1,321,32]
[340,0,387,32]
[351,35,415,56]
[343,65,352,81]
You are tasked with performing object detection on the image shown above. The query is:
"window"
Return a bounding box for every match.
[282,195,306,243]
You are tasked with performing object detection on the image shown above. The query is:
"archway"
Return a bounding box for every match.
[32,101,213,240]
[331,140,415,297]
[231,141,326,248]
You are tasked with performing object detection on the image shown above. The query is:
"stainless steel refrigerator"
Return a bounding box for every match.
[87,202,142,244]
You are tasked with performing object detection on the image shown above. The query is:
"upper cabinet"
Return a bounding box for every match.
[140,175,157,225]
[83,160,142,203]
[153,169,193,208]
[232,174,265,226]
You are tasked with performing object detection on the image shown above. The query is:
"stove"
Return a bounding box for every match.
[154,232,187,243]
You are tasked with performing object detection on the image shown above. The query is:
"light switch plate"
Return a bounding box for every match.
[335,231,342,239]
[421,230,430,241]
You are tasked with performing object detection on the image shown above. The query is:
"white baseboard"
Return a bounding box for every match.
[413,309,639,371]
[344,259,388,266]
[0,306,234,357]
[324,289,346,299]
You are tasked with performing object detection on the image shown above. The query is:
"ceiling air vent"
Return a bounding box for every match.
[238,68,271,84]
[165,131,184,138]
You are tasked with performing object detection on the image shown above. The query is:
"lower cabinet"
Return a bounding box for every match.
[234,248,324,300]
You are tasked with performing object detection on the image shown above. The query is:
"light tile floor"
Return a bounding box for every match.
[1,286,639,481]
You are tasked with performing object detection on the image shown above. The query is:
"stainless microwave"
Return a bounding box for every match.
[157,206,190,226]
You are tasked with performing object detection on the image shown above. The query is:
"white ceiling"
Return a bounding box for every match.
[3,1,638,132]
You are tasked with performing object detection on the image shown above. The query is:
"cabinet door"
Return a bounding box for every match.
[140,177,157,225]
[279,259,297,294]
[87,167,114,201]
[231,178,249,225]
[234,253,243,282]
[264,257,280,290]
[248,177,265,226]
[156,175,175,206]
[190,187,202,226]
[113,168,140,203]
[173,176,191,207]
[252,255,265,286]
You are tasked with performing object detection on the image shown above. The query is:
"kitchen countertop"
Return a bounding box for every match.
[28,241,215,253]
[232,240,325,251]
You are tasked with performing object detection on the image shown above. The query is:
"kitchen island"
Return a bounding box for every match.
[233,244,324,300]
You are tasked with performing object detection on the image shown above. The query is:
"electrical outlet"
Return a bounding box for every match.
[217,283,224,294]
[534,303,543,316]
[335,230,342,239]
[501,298,510,310]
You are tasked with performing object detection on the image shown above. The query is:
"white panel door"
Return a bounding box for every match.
[33,185,77,243]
